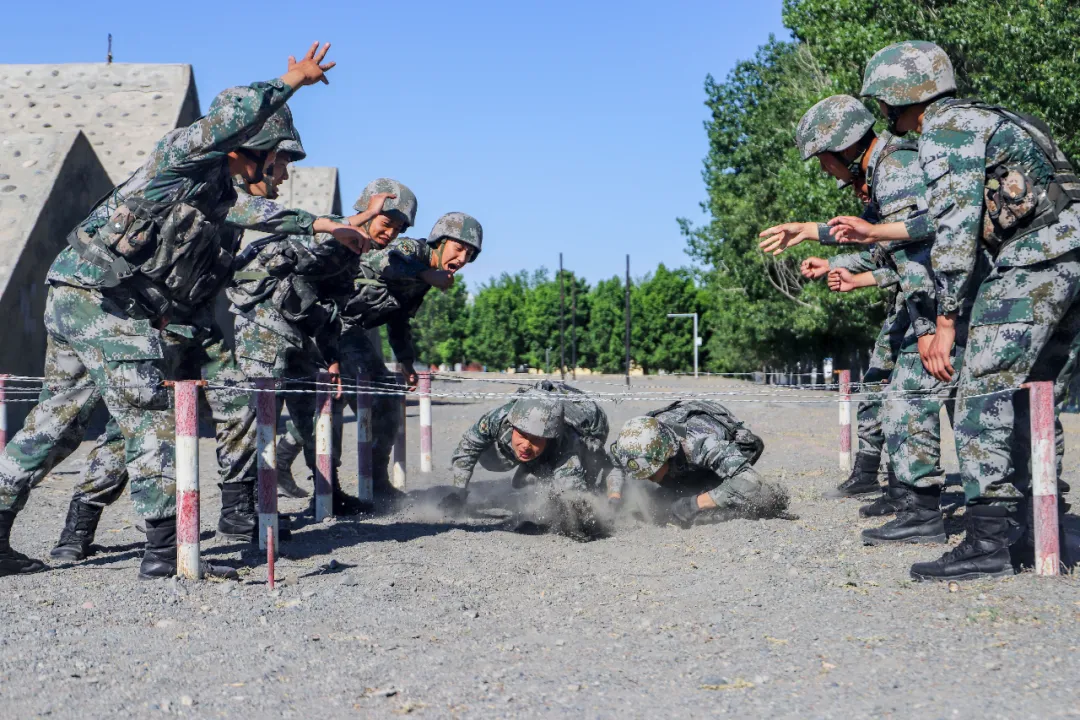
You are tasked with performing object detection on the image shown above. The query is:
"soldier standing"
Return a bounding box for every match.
[759,96,949,536]
[0,43,346,579]
[330,212,483,508]
[831,41,1080,580]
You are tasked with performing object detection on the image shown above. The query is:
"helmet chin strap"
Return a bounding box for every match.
[886,105,908,136]
[433,241,447,271]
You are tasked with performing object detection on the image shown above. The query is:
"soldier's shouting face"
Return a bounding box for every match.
[511,429,548,462]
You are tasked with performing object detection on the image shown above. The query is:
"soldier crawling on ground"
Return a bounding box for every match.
[608,400,789,528]
[440,382,614,538]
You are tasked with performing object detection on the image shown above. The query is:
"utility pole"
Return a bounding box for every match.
[107,34,113,64]
[624,255,631,386]
[570,276,577,380]
[666,312,700,378]
[558,254,565,380]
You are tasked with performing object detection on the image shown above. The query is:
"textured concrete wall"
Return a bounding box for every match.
[0,63,199,184]
[0,132,113,430]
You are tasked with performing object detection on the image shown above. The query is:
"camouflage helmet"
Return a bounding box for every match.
[507,397,563,439]
[610,416,678,480]
[796,95,875,161]
[242,104,305,160]
[861,41,956,107]
[428,212,483,259]
[353,178,418,229]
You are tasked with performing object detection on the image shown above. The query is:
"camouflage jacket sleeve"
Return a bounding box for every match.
[873,145,938,336]
[226,189,318,236]
[385,316,417,367]
[920,102,1000,316]
[149,79,296,181]
[681,417,754,492]
[829,251,886,277]
[450,404,511,488]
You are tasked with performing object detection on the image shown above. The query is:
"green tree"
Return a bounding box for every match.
[683,39,883,372]
[783,0,1080,158]
[585,276,629,374]
[412,279,470,367]
[464,272,528,370]
[631,264,707,374]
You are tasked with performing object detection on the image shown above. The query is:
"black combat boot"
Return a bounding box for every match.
[0,509,47,576]
[861,486,945,545]
[909,505,1015,582]
[824,452,881,499]
[1007,491,1073,572]
[274,427,310,499]
[138,516,242,581]
[859,468,908,518]
[50,499,104,561]
[138,516,177,580]
[218,481,257,540]
[332,476,372,516]
[220,481,292,542]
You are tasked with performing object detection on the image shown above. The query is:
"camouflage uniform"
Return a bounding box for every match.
[0,79,299,519]
[47,180,338,513]
[450,396,589,492]
[848,131,967,491]
[521,380,610,484]
[609,401,783,518]
[916,98,1080,502]
[333,237,435,488]
[228,198,358,479]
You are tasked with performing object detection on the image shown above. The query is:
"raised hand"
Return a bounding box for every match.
[283,42,336,88]
[758,222,818,256]
[827,215,877,244]
[827,268,858,293]
[800,257,830,280]
[419,268,455,291]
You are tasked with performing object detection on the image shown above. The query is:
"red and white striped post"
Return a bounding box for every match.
[174,380,202,581]
[419,372,433,473]
[355,372,373,504]
[266,526,276,591]
[314,371,334,521]
[1028,381,1059,576]
[391,369,407,490]
[255,378,278,553]
[838,369,852,471]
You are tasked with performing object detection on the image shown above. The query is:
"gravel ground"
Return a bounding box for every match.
[1,374,1078,719]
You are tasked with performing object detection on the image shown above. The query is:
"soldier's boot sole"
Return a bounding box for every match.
[862,530,947,546]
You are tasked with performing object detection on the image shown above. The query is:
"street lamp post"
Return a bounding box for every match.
[667,313,700,378]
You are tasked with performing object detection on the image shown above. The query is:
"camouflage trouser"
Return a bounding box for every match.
[956,249,1080,502]
[0,286,256,519]
[234,306,327,481]
[333,325,398,487]
[882,350,961,489]
[72,418,127,506]
[656,467,787,520]
[855,306,907,465]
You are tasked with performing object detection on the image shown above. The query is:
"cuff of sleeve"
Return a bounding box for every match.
[904,213,934,242]
[912,317,937,337]
[818,223,838,246]
[937,295,961,315]
[872,268,900,288]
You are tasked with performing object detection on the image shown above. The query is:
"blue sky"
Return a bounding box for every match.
[3,1,787,287]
